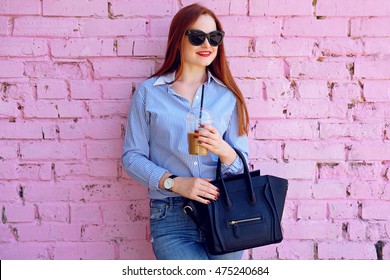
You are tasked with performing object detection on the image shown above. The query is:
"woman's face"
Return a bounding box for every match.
[182,14,219,70]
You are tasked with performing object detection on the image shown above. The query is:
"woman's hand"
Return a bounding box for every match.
[172,177,219,205]
[195,124,237,165]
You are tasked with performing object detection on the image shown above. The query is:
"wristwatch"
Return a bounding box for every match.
[163,175,177,192]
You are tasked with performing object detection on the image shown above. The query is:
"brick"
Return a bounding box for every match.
[278,240,315,260]
[58,119,122,140]
[318,162,381,181]
[247,99,286,118]
[23,100,87,119]
[223,37,251,57]
[0,121,57,140]
[220,16,282,37]
[347,182,385,200]
[251,243,279,260]
[364,80,390,102]
[283,18,348,37]
[86,139,123,159]
[229,58,285,78]
[42,0,107,17]
[264,77,294,100]
[119,240,155,260]
[17,224,81,241]
[355,60,390,79]
[23,184,70,202]
[253,37,317,57]
[36,79,68,99]
[0,61,24,78]
[182,0,247,15]
[20,141,84,160]
[0,141,18,159]
[348,220,367,241]
[252,161,316,180]
[51,38,116,58]
[317,0,390,17]
[248,139,280,160]
[0,38,46,57]
[54,162,89,178]
[351,18,390,37]
[349,142,390,161]
[101,80,133,99]
[317,242,376,260]
[70,80,101,100]
[286,99,348,119]
[290,61,351,79]
[250,0,313,16]
[0,225,12,242]
[36,203,69,222]
[0,17,10,35]
[0,160,16,179]
[319,38,363,57]
[0,183,23,202]
[298,80,329,99]
[24,61,91,79]
[285,141,345,160]
[364,38,390,57]
[70,203,101,223]
[0,243,49,260]
[14,17,80,37]
[0,0,40,15]
[253,120,320,140]
[101,200,148,223]
[93,59,155,78]
[132,38,167,57]
[362,201,390,220]
[79,19,147,37]
[332,82,360,100]
[297,200,327,220]
[2,204,36,223]
[69,182,148,202]
[89,160,118,177]
[329,200,359,219]
[16,163,52,181]
[111,0,176,16]
[87,100,129,118]
[235,78,262,99]
[283,221,342,240]
[351,102,390,121]
[149,19,171,38]
[81,222,147,241]
[312,182,347,199]
[284,181,312,199]
[52,242,116,260]
[320,122,382,140]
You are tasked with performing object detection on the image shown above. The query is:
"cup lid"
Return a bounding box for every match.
[186,108,213,122]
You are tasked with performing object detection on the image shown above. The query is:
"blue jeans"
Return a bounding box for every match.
[149,197,243,260]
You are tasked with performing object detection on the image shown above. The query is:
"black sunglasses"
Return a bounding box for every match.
[186,29,225,47]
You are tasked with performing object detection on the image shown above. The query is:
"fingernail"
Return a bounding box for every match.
[207,201,211,205]
[200,125,205,128]
[198,141,202,144]
[194,136,199,139]
[194,130,199,133]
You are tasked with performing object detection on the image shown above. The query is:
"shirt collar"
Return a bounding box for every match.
[153,70,226,88]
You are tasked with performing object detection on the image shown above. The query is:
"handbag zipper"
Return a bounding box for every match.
[229,217,262,226]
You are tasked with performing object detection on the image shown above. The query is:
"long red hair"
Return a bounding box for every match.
[151,3,249,135]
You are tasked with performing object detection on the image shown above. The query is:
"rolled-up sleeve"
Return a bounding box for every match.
[221,103,248,175]
[121,85,167,190]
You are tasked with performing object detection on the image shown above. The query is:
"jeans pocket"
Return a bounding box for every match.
[150,200,168,222]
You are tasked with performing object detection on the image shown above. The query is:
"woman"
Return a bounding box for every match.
[122,3,249,260]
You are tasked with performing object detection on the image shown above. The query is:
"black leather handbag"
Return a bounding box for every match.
[183,148,288,255]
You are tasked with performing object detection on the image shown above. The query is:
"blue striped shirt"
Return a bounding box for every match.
[122,71,248,199]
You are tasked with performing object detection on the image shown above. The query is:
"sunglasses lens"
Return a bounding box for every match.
[189,33,205,46]
[209,31,224,46]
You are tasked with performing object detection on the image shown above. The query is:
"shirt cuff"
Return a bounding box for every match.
[149,166,168,190]
[221,154,244,175]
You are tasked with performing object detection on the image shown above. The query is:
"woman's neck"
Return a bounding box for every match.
[177,65,207,85]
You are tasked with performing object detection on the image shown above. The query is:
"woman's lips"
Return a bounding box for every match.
[196,51,211,57]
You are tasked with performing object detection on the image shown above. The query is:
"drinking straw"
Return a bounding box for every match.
[199,84,205,127]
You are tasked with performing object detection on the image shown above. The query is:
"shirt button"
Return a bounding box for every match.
[195,96,199,99]
[194,161,198,166]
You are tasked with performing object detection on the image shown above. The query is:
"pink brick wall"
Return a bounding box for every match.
[0,0,389,260]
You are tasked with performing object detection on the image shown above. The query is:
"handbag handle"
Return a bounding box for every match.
[216,148,257,208]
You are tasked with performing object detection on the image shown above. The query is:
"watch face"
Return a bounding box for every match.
[164,178,174,190]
